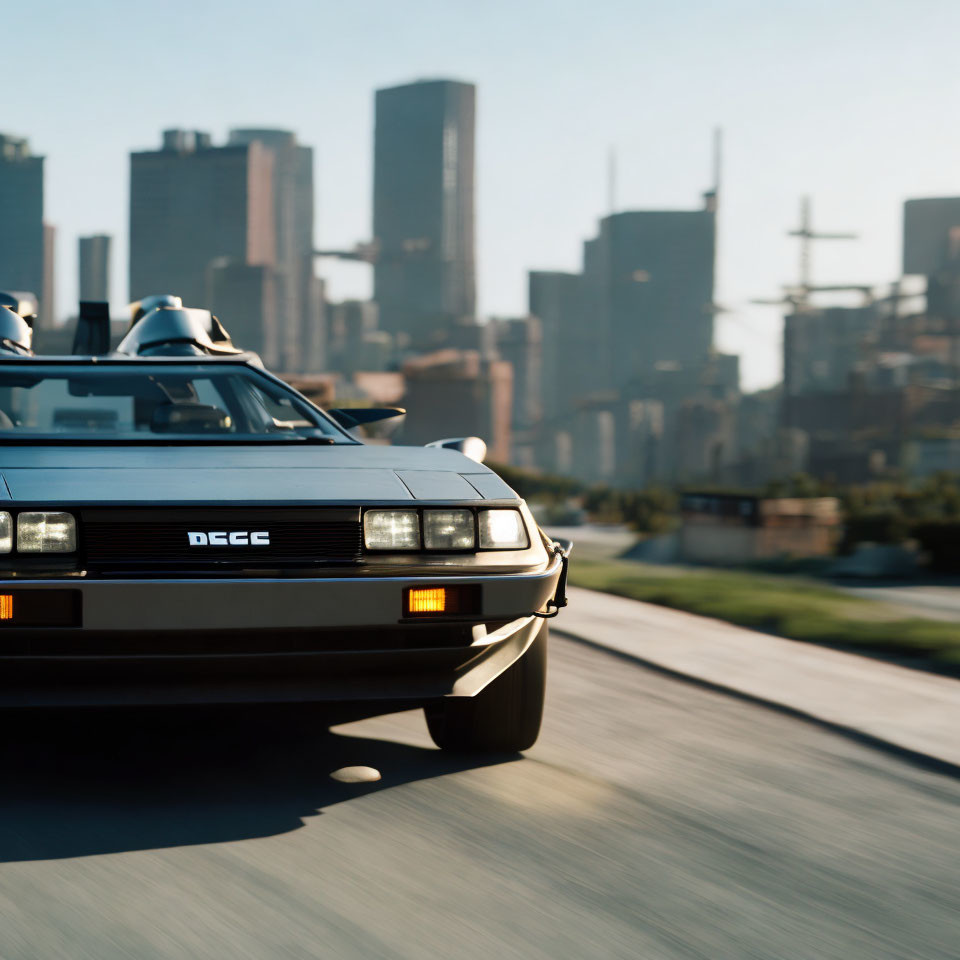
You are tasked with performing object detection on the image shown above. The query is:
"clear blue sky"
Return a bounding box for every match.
[6,0,960,388]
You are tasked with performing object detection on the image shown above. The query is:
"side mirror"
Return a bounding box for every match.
[426,436,487,463]
[327,407,406,429]
[551,537,573,559]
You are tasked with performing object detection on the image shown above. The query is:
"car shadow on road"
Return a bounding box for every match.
[0,705,513,863]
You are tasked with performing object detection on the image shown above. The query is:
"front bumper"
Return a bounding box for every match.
[0,554,564,707]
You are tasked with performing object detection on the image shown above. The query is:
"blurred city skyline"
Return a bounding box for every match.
[7,0,960,389]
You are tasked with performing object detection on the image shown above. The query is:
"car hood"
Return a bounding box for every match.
[0,444,517,504]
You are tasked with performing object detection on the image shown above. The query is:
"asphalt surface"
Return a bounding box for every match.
[837,583,960,622]
[0,631,958,959]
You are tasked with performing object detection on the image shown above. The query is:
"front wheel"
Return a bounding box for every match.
[425,622,547,753]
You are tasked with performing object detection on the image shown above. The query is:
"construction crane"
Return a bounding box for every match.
[788,195,857,292]
[751,196,859,311]
[314,240,379,264]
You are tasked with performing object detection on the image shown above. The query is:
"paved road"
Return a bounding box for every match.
[561,586,960,766]
[0,631,958,959]
[837,583,960,622]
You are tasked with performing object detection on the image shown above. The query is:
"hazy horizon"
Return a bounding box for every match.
[7,0,960,389]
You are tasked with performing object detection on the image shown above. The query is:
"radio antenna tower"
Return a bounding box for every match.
[607,146,617,215]
[712,127,722,202]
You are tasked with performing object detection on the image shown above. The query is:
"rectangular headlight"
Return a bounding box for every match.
[364,509,420,550]
[478,509,528,550]
[17,512,77,553]
[0,512,11,554]
[423,509,475,550]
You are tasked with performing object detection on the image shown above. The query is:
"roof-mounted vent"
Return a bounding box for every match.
[116,304,242,357]
[72,301,111,355]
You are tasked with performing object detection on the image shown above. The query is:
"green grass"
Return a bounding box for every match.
[568,558,960,670]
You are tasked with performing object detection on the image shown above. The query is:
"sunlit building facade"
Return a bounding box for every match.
[373,79,476,348]
[129,129,275,312]
[0,134,47,320]
[79,234,111,303]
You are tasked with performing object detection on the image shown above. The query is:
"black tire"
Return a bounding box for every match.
[425,622,547,753]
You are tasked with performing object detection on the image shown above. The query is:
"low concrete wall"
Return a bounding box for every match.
[680,525,836,564]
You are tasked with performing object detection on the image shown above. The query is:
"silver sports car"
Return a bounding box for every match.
[0,294,569,753]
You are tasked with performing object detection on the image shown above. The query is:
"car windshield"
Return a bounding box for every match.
[0,363,348,443]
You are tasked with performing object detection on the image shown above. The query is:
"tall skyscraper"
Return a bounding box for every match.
[528,271,588,420]
[129,129,276,345]
[529,196,716,417]
[0,134,47,318]
[783,305,879,396]
[41,223,56,328]
[494,316,543,431]
[401,350,512,462]
[129,128,319,370]
[79,234,111,303]
[227,130,316,370]
[529,185,722,481]
[494,316,543,467]
[588,199,716,389]
[207,259,279,367]
[373,79,476,348]
[903,197,960,275]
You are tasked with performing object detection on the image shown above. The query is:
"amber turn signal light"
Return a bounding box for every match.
[0,595,13,620]
[407,587,447,614]
[403,584,481,618]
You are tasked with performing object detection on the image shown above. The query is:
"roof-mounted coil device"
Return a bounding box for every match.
[116,298,243,357]
[0,306,34,356]
[0,291,38,329]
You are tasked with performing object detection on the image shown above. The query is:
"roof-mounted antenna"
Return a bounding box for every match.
[713,127,722,200]
[607,146,617,215]
[704,127,722,213]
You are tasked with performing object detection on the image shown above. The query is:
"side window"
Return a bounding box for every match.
[172,376,238,433]
[257,392,301,421]
[244,381,313,429]
[191,378,228,409]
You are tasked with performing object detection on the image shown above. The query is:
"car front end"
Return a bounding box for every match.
[0,496,565,710]
[0,302,570,752]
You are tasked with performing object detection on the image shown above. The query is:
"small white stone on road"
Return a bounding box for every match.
[330,766,381,783]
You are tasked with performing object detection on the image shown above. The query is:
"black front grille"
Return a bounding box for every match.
[80,508,362,573]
